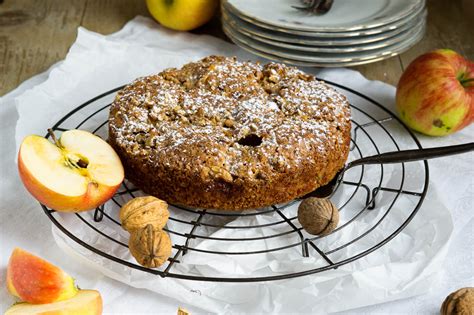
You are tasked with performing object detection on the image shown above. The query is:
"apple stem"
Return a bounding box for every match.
[47,128,64,149]
[460,77,474,86]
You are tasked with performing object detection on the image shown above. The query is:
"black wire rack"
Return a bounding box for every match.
[42,80,429,282]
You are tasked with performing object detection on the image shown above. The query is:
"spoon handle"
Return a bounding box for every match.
[347,142,474,169]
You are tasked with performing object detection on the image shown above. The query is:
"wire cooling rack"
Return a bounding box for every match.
[42,80,429,282]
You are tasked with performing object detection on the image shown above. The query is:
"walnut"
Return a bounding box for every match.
[441,287,474,315]
[210,166,233,183]
[129,224,172,268]
[120,196,169,232]
[298,197,339,235]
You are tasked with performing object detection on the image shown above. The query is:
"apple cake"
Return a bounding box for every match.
[108,56,351,210]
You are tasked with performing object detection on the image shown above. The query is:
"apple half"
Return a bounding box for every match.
[18,129,124,212]
[5,289,102,315]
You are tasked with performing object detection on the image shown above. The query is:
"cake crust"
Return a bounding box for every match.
[108,56,351,210]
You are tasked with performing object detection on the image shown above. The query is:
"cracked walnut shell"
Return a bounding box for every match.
[120,196,169,232]
[129,224,172,268]
[441,287,474,315]
[298,197,339,236]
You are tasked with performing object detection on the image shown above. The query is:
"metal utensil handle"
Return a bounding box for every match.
[347,142,474,169]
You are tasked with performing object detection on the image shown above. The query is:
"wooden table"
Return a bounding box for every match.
[1,0,472,96]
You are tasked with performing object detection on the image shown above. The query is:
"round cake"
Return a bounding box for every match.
[109,56,351,211]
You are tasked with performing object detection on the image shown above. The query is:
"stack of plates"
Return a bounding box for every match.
[222,0,427,67]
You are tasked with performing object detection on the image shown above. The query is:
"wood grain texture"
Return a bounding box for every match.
[0,0,472,96]
[399,0,474,69]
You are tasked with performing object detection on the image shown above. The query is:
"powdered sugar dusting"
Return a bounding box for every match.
[109,56,351,182]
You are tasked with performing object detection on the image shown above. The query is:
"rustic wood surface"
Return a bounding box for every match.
[0,0,472,96]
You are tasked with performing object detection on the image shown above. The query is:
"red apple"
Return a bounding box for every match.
[396,49,473,136]
[18,129,124,212]
[6,248,78,304]
[4,289,102,315]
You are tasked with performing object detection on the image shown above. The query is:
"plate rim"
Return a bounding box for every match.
[223,25,426,67]
[223,9,427,50]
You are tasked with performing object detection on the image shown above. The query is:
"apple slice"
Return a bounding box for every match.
[6,248,78,304]
[18,129,124,212]
[5,290,102,315]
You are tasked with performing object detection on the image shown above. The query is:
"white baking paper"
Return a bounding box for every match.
[9,16,474,314]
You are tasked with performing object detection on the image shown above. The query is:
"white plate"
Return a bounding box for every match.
[223,0,425,37]
[226,0,423,32]
[224,21,426,63]
[223,23,426,67]
[222,8,427,48]
[224,24,426,63]
[223,13,426,53]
